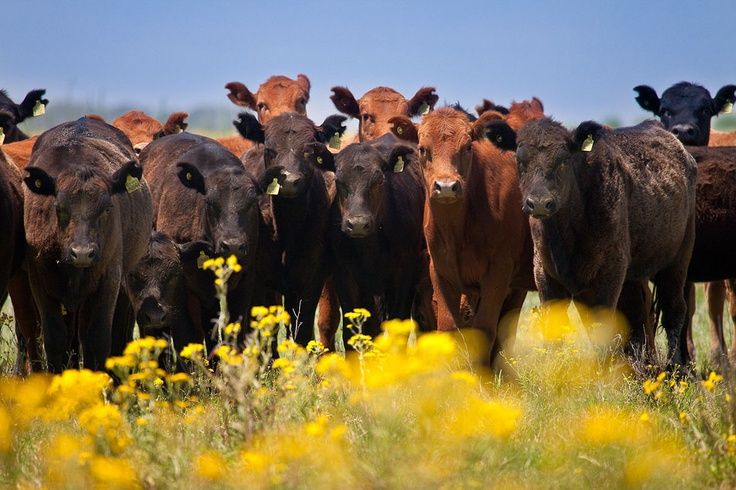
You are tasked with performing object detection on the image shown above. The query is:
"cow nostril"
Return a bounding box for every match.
[525,198,535,210]
[686,127,695,136]
[672,128,680,136]
[346,219,354,230]
[450,182,460,193]
[433,182,442,193]
[544,200,556,212]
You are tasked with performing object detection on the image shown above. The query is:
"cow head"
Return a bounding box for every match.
[476,97,545,131]
[174,144,261,261]
[334,138,415,238]
[234,112,344,198]
[225,74,311,123]
[112,110,189,154]
[633,82,736,146]
[0,89,49,144]
[390,107,513,205]
[331,86,439,142]
[24,159,143,268]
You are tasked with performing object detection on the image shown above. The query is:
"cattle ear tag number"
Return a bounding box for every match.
[125,175,142,193]
[418,102,431,116]
[196,250,209,269]
[266,178,281,195]
[393,155,405,173]
[581,134,594,152]
[329,132,341,150]
[33,100,46,117]
[722,101,734,115]
[0,128,4,145]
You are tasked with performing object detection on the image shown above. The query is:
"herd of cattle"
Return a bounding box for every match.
[0,76,735,374]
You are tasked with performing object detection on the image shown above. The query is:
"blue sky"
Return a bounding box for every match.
[3,0,735,129]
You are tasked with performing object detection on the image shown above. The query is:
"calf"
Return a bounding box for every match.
[330,134,426,340]
[112,110,188,154]
[487,118,697,366]
[234,112,346,346]
[390,108,535,367]
[330,85,439,142]
[23,117,152,372]
[0,89,48,144]
[140,132,262,346]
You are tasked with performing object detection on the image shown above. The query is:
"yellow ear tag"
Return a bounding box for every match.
[394,155,405,173]
[581,134,594,152]
[329,132,341,150]
[176,125,184,134]
[186,172,193,181]
[60,304,68,316]
[722,101,734,114]
[34,179,42,189]
[316,156,324,165]
[395,125,404,135]
[266,178,281,195]
[418,102,431,115]
[125,175,141,193]
[32,100,46,117]
[196,250,209,269]
[0,127,4,145]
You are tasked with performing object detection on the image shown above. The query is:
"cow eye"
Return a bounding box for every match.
[361,113,371,122]
[257,102,267,112]
[660,109,671,118]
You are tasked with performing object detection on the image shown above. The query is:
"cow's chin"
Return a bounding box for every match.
[343,229,372,239]
[431,194,461,205]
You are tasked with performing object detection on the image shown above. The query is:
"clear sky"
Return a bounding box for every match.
[3,0,735,130]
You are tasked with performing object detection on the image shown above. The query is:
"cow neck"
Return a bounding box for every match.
[272,171,326,254]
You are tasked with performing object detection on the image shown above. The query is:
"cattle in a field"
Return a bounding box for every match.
[234,111,346,346]
[487,118,697,366]
[140,132,262,345]
[23,117,153,372]
[328,133,426,341]
[0,89,48,144]
[330,85,439,142]
[390,107,535,368]
[112,110,189,154]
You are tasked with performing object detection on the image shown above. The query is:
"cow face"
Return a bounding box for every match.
[331,86,439,142]
[475,97,545,131]
[24,160,142,267]
[126,232,188,335]
[634,82,736,146]
[112,111,188,154]
[335,142,415,238]
[226,75,311,124]
[0,89,49,144]
[175,157,261,261]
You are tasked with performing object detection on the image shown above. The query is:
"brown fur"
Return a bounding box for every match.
[226,75,310,123]
[1,136,36,169]
[112,110,189,153]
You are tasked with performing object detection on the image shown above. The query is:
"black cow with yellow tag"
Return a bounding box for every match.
[0,88,48,144]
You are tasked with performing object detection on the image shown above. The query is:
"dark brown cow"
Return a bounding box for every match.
[23,117,153,372]
[390,108,535,368]
[330,85,439,142]
[0,89,48,144]
[487,118,697,366]
[329,133,426,342]
[140,132,263,346]
[234,112,346,346]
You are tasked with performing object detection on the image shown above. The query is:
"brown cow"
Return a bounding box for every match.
[390,107,535,368]
[112,110,189,154]
[330,85,439,142]
[475,97,545,131]
[23,117,153,372]
[486,118,697,367]
[1,136,36,169]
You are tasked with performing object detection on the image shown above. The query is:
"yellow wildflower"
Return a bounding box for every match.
[194,451,225,481]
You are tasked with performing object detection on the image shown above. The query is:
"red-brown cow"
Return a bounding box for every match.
[112,110,189,154]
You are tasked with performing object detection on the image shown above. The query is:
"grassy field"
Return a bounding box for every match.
[1,264,736,489]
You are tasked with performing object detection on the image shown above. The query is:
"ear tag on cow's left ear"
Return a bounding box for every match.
[0,128,4,145]
[196,250,209,269]
[176,125,184,134]
[125,175,141,193]
[34,179,42,189]
[316,156,324,165]
[33,100,46,117]
[186,172,193,181]
[395,125,404,135]
[393,155,405,173]
[266,178,281,195]
[60,304,68,316]
[418,102,431,116]
[329,132,341,150]
[722,101,734,115]
[581,134,594,152]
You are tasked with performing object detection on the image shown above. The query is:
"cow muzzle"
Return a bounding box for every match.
[523,195,558,219]
[431,179,462,203]
[137,296,167,331]
[69,244,99,268]
[343,215,374,238]
[279,170,304,197]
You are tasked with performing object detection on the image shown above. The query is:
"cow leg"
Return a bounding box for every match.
[496,288,527,361]
[316,277,341,350]
[727,280,736,359]
[429,262,462,331]
[412,249,437,332]
[705,281,728,362]
[9,269,42,373]
[473,263,516,370]
[617,280,655,362]
[110,288,134,357]
[655,270,691,369]
[81,274,119,371]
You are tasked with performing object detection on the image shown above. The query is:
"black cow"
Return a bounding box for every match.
[0,89,49,144]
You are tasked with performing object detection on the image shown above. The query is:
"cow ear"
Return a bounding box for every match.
[633,85,660,115]
[317,115,347,144]
[177,240,214,269]
[233,112,265,143]
[570,121,604,153]
[110,160,144,194]
[713,85,736,115]
[16,89,48,121]
[476,99,509,116]
[176,162,206,195]
[389,116,418,143]
[84,114,106,123]
[24,166,56,196]
[478,120,517,151]
[225,81,256,110]
[296,74,311,98]
[162,112,189,135]
[407,87,439,117]
[330,87,360,118]
[303,142,336,173]
[384,145,415,174]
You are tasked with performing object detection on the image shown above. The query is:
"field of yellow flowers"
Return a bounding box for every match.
[1,258,736,489]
